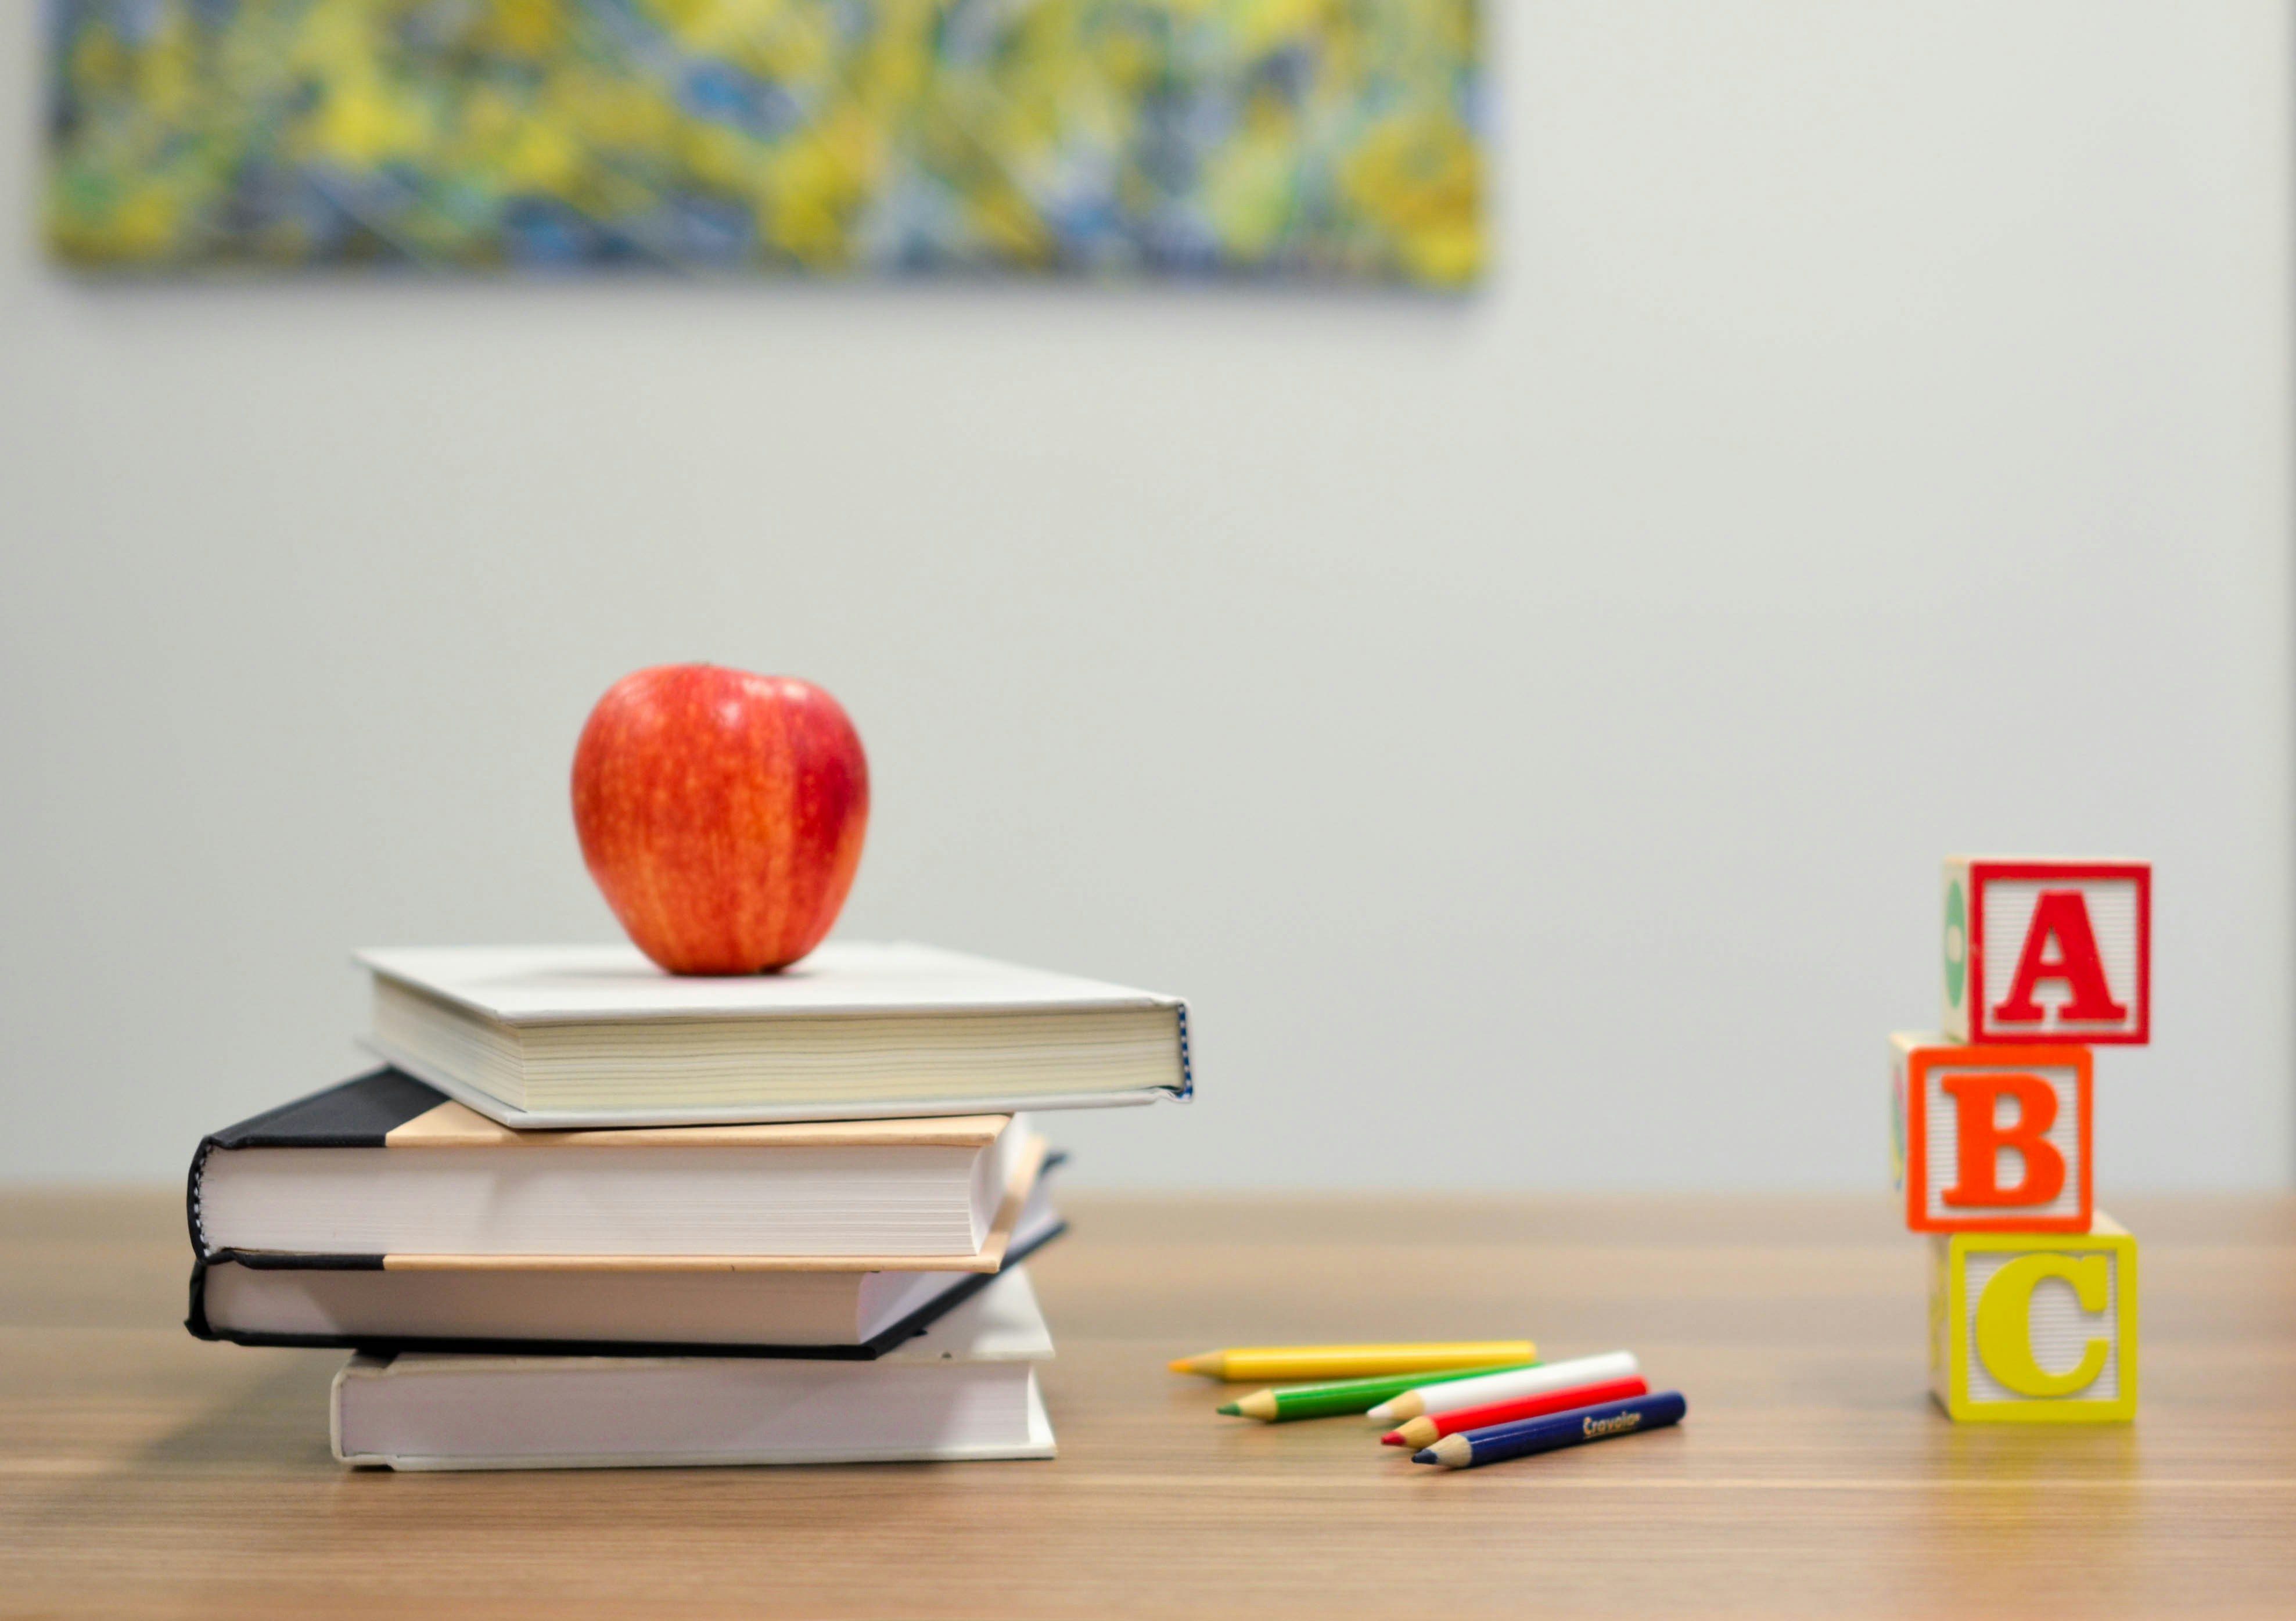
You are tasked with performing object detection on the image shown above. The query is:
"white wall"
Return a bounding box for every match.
[2,3,2289,1189]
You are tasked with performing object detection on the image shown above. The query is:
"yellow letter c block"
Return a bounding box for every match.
[1975,1253,2110,1396]
[1929,1214,2137,1423]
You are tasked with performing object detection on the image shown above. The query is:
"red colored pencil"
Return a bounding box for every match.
[1380,1376,1650,1449]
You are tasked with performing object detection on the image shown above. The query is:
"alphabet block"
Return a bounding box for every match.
[1942,857,2150,1044]
[1928,1214,2137,1423]
[1892,1034,2092,1232]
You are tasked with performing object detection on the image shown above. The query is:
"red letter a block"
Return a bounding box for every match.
[1893,1035,2093,1233]
[1942,858,2149,1044]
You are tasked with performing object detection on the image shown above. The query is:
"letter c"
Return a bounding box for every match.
[1974,1253,2111,1396]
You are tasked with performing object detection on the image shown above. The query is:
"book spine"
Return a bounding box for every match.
[185,1248,390,1343]
[184,1252,214,1340]
[184,1137,218,1259]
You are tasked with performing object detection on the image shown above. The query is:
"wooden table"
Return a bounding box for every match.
[3,1191,2291,1619]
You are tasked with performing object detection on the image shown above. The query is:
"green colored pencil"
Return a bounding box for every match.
[1216,1362,1539,1422]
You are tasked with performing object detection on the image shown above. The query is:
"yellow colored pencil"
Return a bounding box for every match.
[1166,1342,1536,1382]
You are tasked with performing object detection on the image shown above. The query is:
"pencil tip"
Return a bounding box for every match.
[1379,1433,1404,1447]
[1410,1449,1439,1465]
[1216,1403,1241,1416]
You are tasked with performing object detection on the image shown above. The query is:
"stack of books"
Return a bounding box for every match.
[185,941,1190,1470]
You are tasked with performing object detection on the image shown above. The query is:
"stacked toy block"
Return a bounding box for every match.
[1892,858,2148,1423]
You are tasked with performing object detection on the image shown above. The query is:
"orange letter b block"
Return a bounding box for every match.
[1892,1034,2092,1233]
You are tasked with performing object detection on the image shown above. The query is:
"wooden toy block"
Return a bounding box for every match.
[1942,857,2150,1044]
[1892,1034,2092,1232]
[1928,1213,2137,1423]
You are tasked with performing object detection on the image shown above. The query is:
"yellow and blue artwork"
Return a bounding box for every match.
[46,1,1483,285]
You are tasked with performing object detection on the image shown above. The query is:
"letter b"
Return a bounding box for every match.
[1940,1072,2065,1207]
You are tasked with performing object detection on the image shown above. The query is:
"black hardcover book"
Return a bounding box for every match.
[186,1070,1065,1360]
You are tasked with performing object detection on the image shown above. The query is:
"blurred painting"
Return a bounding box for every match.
[45,1,1483,285]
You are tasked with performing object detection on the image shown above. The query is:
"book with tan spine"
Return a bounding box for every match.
[189,1070,1043,1265]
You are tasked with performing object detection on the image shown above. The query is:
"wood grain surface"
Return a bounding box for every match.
[3,1190,2291,1619]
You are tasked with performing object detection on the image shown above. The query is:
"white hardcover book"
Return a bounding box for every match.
[332,1267,1058,1471]
[357,940,1192,1128]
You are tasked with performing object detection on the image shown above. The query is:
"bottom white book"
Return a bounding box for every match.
[333,1266,1056,1471]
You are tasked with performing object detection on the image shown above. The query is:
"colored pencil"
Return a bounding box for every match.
[1412,1390,1687,1469]
[1167,1341,1536,1383]
[1381,1375,1648,1447]
[1366,1350,1639,1423]
[1219,1363,1538,1422]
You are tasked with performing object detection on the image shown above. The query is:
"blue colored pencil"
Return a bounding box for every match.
[1410,1391,1687,1469]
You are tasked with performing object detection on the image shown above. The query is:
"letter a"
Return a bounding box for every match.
[1939,1073,2065,1207]
[1993,890,2126,1025]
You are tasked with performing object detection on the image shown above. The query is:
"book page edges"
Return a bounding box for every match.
[335,1372,1053,1471]
[371,1134,1047,1274]
[367,1041,1178,1128]
[380,1098,1011,1150]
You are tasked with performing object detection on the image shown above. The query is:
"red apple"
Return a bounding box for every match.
[571,664,869,975]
